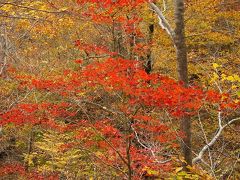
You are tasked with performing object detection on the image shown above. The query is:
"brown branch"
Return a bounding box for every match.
[0,14,50,22]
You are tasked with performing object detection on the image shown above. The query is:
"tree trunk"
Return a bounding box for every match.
[174,0,192,168]
[145,23,154,74]
[0,26,8,78]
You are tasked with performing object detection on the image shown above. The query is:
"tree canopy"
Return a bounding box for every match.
[0,0,239,179]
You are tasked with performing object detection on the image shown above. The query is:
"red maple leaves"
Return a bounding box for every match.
[2,56,239,178]
[0,163,58,180]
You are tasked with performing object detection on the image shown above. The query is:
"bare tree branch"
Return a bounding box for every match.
[193,112,240,164]
[149,2,175,40]
[131,126,171,164]
[0,13,51,21]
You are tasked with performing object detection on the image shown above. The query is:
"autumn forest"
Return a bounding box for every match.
[0,0,239,179]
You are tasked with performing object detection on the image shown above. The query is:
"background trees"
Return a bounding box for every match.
[0,0,239,179]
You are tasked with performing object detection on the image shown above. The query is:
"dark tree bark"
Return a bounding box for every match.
[174,0,192,169]
[145,23,154,74]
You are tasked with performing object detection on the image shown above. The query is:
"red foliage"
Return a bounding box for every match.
[0,163,59,180]
[1,1,239,178]
[3,56,239,176]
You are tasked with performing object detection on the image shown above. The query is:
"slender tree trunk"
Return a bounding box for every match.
[174,0,188,85]
[24,129,33,170]
[145,23,154,74]
[0,25,8,78]
[174,0,192,168]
